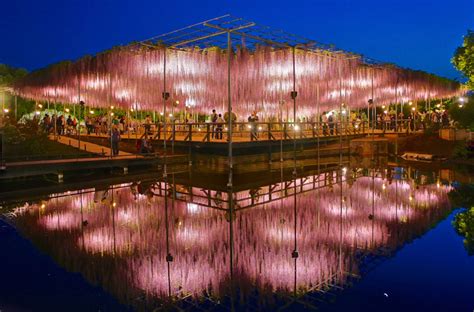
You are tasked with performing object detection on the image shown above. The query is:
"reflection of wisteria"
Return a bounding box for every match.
[8,174,452,310]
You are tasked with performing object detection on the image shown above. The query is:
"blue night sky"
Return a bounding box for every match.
[1,0,473,80]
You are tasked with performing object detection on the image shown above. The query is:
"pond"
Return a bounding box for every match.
[0,163,473,311]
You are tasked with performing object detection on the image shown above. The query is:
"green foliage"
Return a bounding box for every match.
[448,95,474,129]
[452,30,474,90]
[0,64,28,86]
[453,207,474,255]
[449,184,474,208]
[450,184,474,255]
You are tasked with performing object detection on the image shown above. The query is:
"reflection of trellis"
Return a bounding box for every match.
[151,170,359,211]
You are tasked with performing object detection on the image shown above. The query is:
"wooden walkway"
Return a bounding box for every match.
[53,135,134,157]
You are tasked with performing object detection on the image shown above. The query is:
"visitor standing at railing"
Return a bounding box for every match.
[111,125,120,156]
[145,115,152,135]
[211,109,218,139]
[248,111,259,141]
[215,114,224,139]
[328,113,335,135]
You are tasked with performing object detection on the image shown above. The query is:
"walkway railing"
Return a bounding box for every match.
[80,119,424,143]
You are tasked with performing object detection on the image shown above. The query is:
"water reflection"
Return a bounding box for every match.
[6,167,452,310]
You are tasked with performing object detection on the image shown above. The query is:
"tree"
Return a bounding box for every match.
[450,184,474,255]
[452,30,474,90]
[0,63,28,86]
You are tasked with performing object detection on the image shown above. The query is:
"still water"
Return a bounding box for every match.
[1,164,473,311]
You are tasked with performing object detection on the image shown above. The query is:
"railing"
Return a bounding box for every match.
[97,119,423,143]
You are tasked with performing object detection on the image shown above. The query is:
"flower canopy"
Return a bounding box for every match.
[14,15,460,118]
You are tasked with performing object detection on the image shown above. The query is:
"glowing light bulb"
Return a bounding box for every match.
[381,105,386,109]
[411,107,416,111]
[3,108,9,113]
[65,108,70,113]
[408,101,413,106]
[38,104,43,108]
[294,125,300,131]
[35,111,41,115]
[168,113,173,117]
[160,112,164,116]
[89,110,94,114]
[110,105,114,109]
[258,126,262,131]
[110,112,114,116]
[382,183,386,190]
[247,125,252,129]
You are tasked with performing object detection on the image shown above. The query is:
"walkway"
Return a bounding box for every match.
[52,135,134,157]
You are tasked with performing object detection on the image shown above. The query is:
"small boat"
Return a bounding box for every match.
[400,152,446,162]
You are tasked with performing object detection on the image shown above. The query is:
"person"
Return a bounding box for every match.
[111,125,121,156]
[248,111,259,141]
[144,114,152,135]
[211,109,218,139]
[215,114,224,139]
[140,135,154,154]
[327,112,335,135]
[321,112,329,135]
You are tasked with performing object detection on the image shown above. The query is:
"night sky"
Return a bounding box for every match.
[2,0,473,80]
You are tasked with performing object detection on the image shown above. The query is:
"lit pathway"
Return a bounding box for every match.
[51,135,135,157]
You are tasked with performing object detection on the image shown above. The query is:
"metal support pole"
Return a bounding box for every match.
[227,31,233,185]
